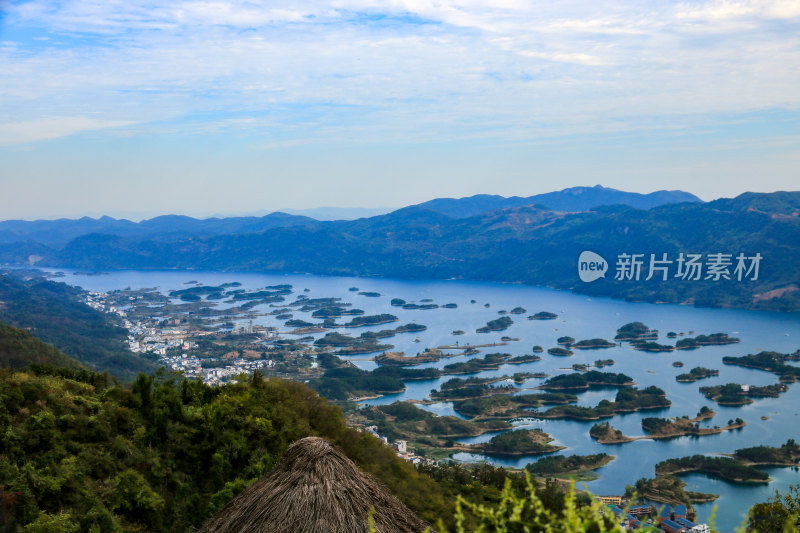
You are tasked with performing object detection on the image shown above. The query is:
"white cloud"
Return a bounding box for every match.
[0,116,135,144]
[0,0,798,144]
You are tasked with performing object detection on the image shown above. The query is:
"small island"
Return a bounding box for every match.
[571,338,616,349]
[440,352,541,375]
[537,386,671,420]
[429,376,517,401]
[557,336,575,345]
[547,347,573,356]
[722,351,800,382]
[675,333,740,349]
[676,367,719,383]
[341,313,399,328]
[699,382,789,406]
[594,359,615,368]
[537,370,633,391]
[453,392,577,420]
[468,428,565,457]
[614,321,658,341]
[633,342,675,352]
[656,455,770,483]
[509,307,527,314]
[528,311,558,320]
[525,453,614,478]
[476,316,513,333]
[590,422,632,444]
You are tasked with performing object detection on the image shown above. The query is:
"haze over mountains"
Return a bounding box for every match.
[0,186,698,246]
[1,186,797,312]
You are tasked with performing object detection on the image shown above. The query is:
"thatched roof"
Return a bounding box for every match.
[198,437,433,533]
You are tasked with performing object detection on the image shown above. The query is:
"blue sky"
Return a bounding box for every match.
[1,0,799,220]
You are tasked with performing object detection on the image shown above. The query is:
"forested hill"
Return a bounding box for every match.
[0,322,84,371]
[2,191,799,311]
[0,273,155,380]
[0,364,517,532]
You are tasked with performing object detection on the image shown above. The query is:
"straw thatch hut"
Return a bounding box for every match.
[198,437,434,533]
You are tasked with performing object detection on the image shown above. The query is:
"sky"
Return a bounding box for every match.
[1,0,799,220]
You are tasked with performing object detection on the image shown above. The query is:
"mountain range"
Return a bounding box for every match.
[0,185,698,247]
[1,187,798,311]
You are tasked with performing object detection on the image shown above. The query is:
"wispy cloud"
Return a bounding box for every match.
[1,1,798,144]
[0,116,134,144]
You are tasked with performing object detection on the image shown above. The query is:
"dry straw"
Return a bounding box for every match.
[199,436,433,533]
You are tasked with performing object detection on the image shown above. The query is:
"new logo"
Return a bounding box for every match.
[578,251,608,283]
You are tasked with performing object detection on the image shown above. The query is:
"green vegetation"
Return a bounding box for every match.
[341,314,399,328]
[627,475,718,509]
[676,333,740,349]
[0,274,154,380]
[556,336,575,345]
[676,367,720,383]
[571,338,616,349]
[614,322,657,341]
[525,454,612,475]
[0,322,84,371]
[430,377,516,401]
[594,359,615,368]
[633,342,674,352]
[547,347,573,356]
[358,291,381,297]
[477,429,564,456]
[309,366,405,400]
[641,416,744,437]
[699,382,789,406]
[656,455,770,482]
[723,351,800,382]
[509,307,526,314]
[453,393,577,419]
[476,316,513,333]
[540,387,670,420]
[539,371,633,390]
[589,422,629,443]
[528,312,557,320]
[311,306,364,318]
[357,402,510,450]
[441,353,541,375]
[734,440,800,464]
[748,484,800,533]
[390,298,405,306]
[0,366,465,532]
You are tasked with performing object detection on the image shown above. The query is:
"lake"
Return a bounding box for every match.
[50,268,800,531]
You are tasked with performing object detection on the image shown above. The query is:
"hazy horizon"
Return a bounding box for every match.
[0,183,747,222]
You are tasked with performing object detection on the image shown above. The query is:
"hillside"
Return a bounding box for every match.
[0,362,555,532]
[0,273,155,380]
[0,321,84,370]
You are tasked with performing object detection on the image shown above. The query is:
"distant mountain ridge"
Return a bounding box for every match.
[413,185,702,218]
[2,190,796,311]
[0,185,699,247]
[0,211,317,247]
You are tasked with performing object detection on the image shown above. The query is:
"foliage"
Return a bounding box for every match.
[525,454,610,475]
[0,367,467,531]
[0,274,154,380]
[748,484,800,533]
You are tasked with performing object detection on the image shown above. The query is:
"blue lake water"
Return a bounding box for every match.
[51,269,800,531]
